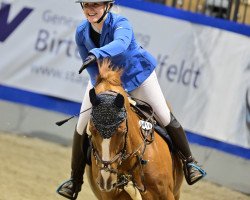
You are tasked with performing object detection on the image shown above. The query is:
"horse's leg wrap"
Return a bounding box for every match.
[165,113,206,185]
[57,128,89,199]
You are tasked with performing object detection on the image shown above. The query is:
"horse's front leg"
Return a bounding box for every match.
[99,189,133,200]
[141,180,174,200]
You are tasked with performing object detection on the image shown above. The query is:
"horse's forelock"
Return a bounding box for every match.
[97,59,123,86]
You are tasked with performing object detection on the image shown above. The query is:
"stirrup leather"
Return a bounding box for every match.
[183,161,207,185]
[56,178,80,200]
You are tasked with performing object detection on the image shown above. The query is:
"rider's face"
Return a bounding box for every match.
[82,2,106,23]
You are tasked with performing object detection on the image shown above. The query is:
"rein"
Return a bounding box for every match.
[91,123,152,192]
[115,126,154,192]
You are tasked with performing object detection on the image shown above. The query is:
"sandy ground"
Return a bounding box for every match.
[0,132,249,200]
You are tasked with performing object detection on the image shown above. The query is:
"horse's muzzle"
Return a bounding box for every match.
[96,171,117,192]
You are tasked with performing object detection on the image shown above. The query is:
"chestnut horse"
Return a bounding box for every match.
[85,60,183,200]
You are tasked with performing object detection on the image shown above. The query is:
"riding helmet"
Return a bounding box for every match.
[75,0,114,3]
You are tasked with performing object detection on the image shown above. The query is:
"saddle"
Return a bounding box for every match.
[129,97,174,152]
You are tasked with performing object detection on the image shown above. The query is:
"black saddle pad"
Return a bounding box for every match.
[154,124,174,152]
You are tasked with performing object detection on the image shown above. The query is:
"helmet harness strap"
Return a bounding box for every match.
[80,3,84,9]
[79,2,113,24]
[96,3,112,23]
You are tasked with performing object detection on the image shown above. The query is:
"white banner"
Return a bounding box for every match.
[0,0,88,102]
[1,1,250,149]
[123,8,250,149]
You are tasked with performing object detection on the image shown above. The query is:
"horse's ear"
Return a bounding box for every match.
[114,94,124,108]
[89,88,100,106]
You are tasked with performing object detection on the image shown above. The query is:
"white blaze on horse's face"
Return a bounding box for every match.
[98,138,117,191]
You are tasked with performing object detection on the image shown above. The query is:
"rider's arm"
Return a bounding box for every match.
[75,30,88,60]
[75,29,96,70]
[89,18,133,59]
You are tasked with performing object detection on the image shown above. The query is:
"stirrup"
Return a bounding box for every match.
[183,161,207,185]
[56,178,80,200]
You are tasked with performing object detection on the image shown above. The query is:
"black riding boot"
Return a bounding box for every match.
[57,128,89,200]
[165,113,206,185]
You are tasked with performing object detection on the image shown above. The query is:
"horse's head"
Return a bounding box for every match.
[88,60,129,192]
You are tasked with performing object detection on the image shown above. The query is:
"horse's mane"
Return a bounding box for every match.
[96,59,123,86]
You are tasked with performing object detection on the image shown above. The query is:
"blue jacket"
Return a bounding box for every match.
[75,12,157,92]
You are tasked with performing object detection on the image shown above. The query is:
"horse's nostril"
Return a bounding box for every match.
[96,176,104,190]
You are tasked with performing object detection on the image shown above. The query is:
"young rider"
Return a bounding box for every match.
[57,0,206,199]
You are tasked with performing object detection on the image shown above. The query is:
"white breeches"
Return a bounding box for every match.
[130,71,171,126]
[76,70,171,134]
[76,81,93,134]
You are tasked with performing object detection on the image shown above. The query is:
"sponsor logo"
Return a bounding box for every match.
[156,54,202,88]
[246,88,250,131]
[0,3,33,42]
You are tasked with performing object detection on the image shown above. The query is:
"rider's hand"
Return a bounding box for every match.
[78,54,96,74]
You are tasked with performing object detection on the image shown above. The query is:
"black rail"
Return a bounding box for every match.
[144,0,250,25]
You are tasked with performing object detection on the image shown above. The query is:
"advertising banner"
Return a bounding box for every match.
[0,1,250,150]
[0,1,87,102]
[121,8,250,149]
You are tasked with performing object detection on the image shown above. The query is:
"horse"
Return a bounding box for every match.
[85,60,183,200]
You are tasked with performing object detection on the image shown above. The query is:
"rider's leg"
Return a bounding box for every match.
[57,81,93,199]
[164,114,206,185]
[57,129,88,200]
[130,71,206,185]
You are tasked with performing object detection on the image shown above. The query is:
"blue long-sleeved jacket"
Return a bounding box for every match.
[75,12,157,92]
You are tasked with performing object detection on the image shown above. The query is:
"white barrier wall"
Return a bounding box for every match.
[0,1,250,154]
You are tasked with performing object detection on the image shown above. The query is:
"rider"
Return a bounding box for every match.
[57,0,206,199]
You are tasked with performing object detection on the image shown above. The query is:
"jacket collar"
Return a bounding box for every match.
[84,13,112,49]
[100,12,112,46]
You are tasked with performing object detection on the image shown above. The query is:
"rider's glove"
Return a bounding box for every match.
[79,54,96,74]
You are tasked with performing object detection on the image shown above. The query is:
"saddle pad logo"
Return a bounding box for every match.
[139,120,153,131]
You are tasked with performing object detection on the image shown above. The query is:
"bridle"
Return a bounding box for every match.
[90,118,129,174]
[89,93,156,192]
[90,116,150,192]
